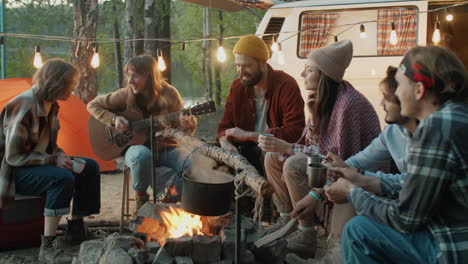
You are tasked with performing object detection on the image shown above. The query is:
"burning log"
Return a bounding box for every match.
[155,128,273,197]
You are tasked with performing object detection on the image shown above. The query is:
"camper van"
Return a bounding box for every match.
[256,0,468,126]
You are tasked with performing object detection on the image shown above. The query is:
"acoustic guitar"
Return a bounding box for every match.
[88,100,216,160]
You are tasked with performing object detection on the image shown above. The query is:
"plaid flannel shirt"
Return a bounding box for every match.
[291,143,319,156]
[348,101,468,263]
[0,86,62,207]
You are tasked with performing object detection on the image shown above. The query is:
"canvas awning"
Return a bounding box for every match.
[177,0,279,11]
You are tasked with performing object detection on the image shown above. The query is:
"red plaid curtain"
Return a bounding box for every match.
[299,12,339,58]
[377,8,418,56]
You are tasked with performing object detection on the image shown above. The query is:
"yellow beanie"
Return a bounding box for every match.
[233,34,270,61]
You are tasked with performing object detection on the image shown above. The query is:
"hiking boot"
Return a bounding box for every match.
[286,229,318,259]
[285,236,341,264]
[64,218,89,246]
[135,193,149,211]
[39,236,72,264]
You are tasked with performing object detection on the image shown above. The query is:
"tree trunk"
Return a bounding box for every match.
[133,0,145,56]
[70,0,98,103]
[155,128,273,197]
[157,0,171,82]
[214,10,223,105]
[113,3,123,88]
[203,7,212,99]
[143,0,157,57]
[124,0,134,65]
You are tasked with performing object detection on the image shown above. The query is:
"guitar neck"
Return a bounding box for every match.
[131,109,191,131]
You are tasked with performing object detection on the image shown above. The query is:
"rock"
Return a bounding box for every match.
[165,236,192,257]
[146,241,160,253]
[192,235,222,263]
[152,248,173,264]
[99,247,133,264]
[252,239,287,264]
[128,247,149,264]
[105,233,145,251]
[240,249,256,264]
[175,256,193,264]
[77,239,105,264]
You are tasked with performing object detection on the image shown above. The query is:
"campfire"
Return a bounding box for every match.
[135,205,213,246]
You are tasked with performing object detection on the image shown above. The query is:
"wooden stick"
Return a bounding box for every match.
[155,128,273,197]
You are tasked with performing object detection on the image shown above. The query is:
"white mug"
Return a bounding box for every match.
[72,158,86,174]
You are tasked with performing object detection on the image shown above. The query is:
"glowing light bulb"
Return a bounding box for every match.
[33,45,43,69]
[390,22,398,45]
[157,49,167,72]
[359,24,367,39]
[158,56,167,72]
[432,21,441,45]
[277,51,285,65]
[276,42,284,65]
[271,37,279,52]
[446,14,453,21]
[217,39,226,62]
[90,46,100,68]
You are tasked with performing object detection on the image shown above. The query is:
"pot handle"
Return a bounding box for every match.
[177,142,211,178]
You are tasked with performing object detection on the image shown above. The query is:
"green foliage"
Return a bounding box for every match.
[171,2,265,102]
[4,1,73,78]
[3,0,265,103]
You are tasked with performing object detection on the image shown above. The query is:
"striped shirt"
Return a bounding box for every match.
[349,101,468,263]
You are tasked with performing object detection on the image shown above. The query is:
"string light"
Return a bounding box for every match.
[157,48,167,72]
[33,45,43,69]
[389,22,398,45]
[14,1,464,70]
[217,39,226,62]
[276,42,285,65]
[271,35,279,52]
[359,24,367,39]
[432,20,441,45]
[90,45,100,68]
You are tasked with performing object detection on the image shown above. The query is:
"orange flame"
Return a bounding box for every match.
[160,206,204,238]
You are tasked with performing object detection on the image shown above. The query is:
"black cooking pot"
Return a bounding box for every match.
[181,172,234,216]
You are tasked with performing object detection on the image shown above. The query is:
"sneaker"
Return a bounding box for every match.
[285,236,341,264]
[64,218,89,246]
[39,236,72,264]
[286,229,317,259]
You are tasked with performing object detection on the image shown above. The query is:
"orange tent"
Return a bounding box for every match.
[0,78,116,172]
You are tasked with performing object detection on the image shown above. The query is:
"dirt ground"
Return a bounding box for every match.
[0,111,330,263]
[0,170,134,264]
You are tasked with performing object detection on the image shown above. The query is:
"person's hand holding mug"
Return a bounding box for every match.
[258,133,292,153]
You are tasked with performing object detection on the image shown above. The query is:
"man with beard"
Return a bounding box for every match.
[286,66,418,264]
[326,46,468,264]
[217,34,305,175]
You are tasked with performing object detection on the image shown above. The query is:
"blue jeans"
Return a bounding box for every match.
[343,216,438,264]
[124,145,190,200]
[15,157,101,217]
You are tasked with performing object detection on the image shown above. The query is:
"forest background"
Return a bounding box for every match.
[3,0,266,105]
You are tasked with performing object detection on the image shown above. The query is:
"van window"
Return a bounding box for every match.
[298,6,418,58]
[262,17,285,56]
